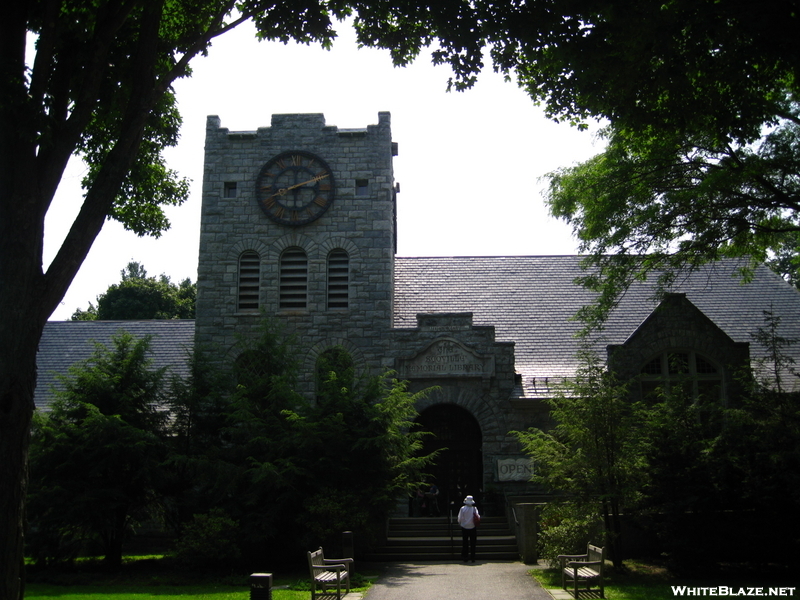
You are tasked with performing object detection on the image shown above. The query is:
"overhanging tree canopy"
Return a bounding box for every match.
[545,100,800,327]
[513,0,800,326]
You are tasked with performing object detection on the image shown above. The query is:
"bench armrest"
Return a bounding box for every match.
[565,560,601,568]
[312,564,347,573]
[557,553,588,567]
[323,558,352,572]
[323,557,353,565]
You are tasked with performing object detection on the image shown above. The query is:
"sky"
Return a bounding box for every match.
[44,19,604,321]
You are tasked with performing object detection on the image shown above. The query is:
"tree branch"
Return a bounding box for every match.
[34,1,139,215]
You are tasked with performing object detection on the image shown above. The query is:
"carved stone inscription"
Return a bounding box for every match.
[397,338,495,379]
[496,457,534,482]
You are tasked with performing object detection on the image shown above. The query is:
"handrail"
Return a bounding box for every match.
[506,492,520,528]
[449,507,456,558]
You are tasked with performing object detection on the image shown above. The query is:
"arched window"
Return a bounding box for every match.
[238,251,260,311]
[327,249,349,309]
[279,247,308,309]
[234,349,265,390]
[640,350,723,403]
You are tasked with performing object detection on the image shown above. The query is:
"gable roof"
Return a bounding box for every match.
[393,256,800,388]
[620,292,743,349]
[35,320,195,410]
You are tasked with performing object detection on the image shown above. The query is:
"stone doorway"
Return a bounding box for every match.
[415,404,483,518]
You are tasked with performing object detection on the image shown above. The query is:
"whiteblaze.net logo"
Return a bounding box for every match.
[672,587,796,597]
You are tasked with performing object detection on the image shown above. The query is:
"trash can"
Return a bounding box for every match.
[250,573,272,600]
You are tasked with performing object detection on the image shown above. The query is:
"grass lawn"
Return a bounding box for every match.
[25,556,372,600]
[26,581,351,600]
[26,587,321,600]
[26,583,251,600]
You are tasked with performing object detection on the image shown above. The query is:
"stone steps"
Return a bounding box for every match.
[365,516,519,561]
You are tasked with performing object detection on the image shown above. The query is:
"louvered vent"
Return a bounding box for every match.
[280,247,308,309]
[238,251,260,310]
[327,250,349,309]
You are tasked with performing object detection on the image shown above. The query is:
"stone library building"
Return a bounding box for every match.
[38,112,800,516]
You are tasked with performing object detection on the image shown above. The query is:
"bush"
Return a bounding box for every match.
[538,502,601,567]
[173,510,241,570]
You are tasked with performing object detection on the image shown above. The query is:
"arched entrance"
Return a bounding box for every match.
[416,404,482,517]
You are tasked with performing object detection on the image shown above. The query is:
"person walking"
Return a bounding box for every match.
[457,495,480,562]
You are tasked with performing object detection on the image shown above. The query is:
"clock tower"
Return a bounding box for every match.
[195,113,397,394]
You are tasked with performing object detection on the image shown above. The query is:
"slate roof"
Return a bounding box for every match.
[35,320,195,410]
[393,256,800,393]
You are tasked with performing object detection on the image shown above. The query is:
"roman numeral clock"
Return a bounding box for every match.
[255,150,335,226]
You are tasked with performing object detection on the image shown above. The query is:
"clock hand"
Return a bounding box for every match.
[269,173,329,198]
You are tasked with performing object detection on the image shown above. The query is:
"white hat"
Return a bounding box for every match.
[463,495,476,506]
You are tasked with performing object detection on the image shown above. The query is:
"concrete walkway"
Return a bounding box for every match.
[360,561,554,600]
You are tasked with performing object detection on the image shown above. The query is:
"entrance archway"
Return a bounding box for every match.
[416,404,482,517]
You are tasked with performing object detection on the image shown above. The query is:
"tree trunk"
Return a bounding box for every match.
[0,378,33,600]
[0,319,45,600]
[101,506,129,569]
[601,498,624,569]
[0,154,52,599]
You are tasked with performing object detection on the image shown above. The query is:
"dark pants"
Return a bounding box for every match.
[461,527,477,561]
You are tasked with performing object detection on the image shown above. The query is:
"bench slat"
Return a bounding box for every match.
[564,567,600,579]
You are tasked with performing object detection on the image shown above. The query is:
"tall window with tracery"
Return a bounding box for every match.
[640,350,723,403]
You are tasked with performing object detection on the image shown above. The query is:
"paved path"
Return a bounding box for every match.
[362,561,553,600]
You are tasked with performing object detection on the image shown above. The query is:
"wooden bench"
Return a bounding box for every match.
[558,543,605,598]
[307,547,353,600]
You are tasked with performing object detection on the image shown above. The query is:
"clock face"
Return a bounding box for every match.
[255,151,335,226]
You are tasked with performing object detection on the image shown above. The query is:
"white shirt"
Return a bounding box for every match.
[458,505,480,529]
